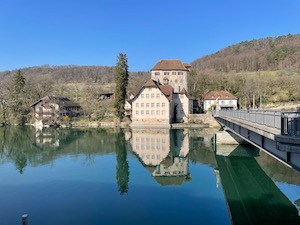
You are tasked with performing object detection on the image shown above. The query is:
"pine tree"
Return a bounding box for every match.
[9,70,27,124]
[114,53,129,119]
[12,70,25,95]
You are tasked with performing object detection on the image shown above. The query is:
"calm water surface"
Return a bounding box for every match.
[0,127,300,225]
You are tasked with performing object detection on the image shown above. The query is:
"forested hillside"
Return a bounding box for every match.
[192,34,300,72]
[189,34,300,107]
[0,65,116,83]
[0,65,149,124]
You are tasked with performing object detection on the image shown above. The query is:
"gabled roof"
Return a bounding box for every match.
[132,79,174,102]
[143,79,159,87]
[31,96,81,107]
[151,60,188,71]
[203,90,237,100]
[160,85,173,101]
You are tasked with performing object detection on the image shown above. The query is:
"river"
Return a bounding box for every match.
[0,127,299,225]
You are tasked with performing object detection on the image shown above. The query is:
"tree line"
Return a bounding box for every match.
[191,34,300,73]
[189,34,300,107]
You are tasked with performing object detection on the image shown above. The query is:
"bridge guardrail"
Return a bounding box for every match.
[213,110,300,136]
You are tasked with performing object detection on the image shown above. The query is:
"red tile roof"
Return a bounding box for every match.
[203,90,237,100]
[133,79,174,102]
[151,60,188,71]
[159,85,173,101]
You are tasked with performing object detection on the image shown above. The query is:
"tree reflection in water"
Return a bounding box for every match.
[115,129,130,195]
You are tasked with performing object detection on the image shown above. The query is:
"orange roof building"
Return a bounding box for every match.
[151,59,190,93]
[203,90,238,110]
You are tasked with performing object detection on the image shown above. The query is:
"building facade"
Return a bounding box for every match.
[31,96,82,126]
[130,59,193,125]
[203,90,238,111]
[131,79,173,125]
[151,60,190,93]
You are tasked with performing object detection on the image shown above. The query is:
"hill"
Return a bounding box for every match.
[189,34,300,106]
[0,65,116,83]
[191,34,300,73]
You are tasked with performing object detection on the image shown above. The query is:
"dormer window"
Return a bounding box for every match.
[211,95,214,99]
[163,77,169,85]
[226,95,229,98]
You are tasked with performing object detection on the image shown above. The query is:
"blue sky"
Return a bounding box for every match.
[0,0,299,72]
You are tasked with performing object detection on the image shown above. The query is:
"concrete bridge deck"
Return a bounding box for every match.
[213,110,300,170]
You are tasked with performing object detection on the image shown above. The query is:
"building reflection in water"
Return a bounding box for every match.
[34,128,60,148]
[130,128,191,186]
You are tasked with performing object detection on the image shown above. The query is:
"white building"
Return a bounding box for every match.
[130,59,193,125]
[203,90,237,111]
[151,59,190,93]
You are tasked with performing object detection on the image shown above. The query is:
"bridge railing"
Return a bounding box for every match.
[281,112,300,136]
[214,110,300,136]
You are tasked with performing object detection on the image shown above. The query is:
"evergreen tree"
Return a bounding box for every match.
[9,70,27,124]
[12,70,25,95]
[114,53,129,119]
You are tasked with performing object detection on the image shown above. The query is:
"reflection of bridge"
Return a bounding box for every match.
[214,110,300,170]
[215,144,300,225]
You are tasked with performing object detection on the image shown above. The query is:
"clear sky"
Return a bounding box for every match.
[0,0,299,72]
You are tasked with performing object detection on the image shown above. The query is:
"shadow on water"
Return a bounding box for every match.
[215,144,300,225]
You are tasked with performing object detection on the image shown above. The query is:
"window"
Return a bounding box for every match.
[163,78,169,85]
[221,101,225,104]
[151,110,155,115]
[211,95,214,99]
[156,93,160,98]
[154,72,160,75]
[156,103,160,107]
[136,110,139,115]
[229,100,233,104]
[178,72,183,75]
[141,103,144,107]
[172,72,176,75]
[175,79,178,83]
[156,110,160,115]
[164,72,169,75]
[151,103,154,107]
[146,110,149,115]
[162,110,165,115]
[136,103,139,107]
[146,94,149,98]
[162,103,165,107]
[226,95,229,98]
[146,103,149,107]
[149,87,152,91]
[141,94,144,98]
[151,93,154,98]
[141,110,144,115]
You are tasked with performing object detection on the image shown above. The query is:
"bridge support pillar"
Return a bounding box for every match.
[216,130,245,145]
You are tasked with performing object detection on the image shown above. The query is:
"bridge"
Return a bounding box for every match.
[213,110,300,170]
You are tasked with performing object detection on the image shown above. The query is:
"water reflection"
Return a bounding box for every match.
[215,144,300,225]
[0,127,300,224]
[130,128,191,186]
[116,130,129,195]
